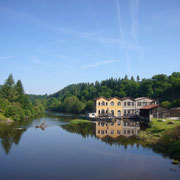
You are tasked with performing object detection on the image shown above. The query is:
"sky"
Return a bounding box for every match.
[0,0,180,95]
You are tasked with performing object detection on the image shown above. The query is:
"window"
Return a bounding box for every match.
[117,101,121,106]
[132,102,134,106]
[101,130,104,134]
[117,130,121,134]
[106,110,108,113]
[111,110,114,116]
[117,120,121,126]
[106,102,108,106]
[138,102,141,106]
[124,110,126,115]
[101,101,105,106]
[110,130,114,134]
[98,110,100,114]
[98,122,100,126]
[98,130,100,134]
[128,110,131,114]
[127,130,130,134]
[124,102,126,106]
[124,130,126,134]
[101,109,105,114]
[128,102,131,106]
[111,101,114,106]
[111,122,114,126]
[98,102,100,105]
[117,110,121,117]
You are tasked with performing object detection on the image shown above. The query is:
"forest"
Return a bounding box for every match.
[29,72,180,114]
[0,74,44,121]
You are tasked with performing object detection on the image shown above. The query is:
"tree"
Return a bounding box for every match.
[161,101,171,108]
[85,100,95,112]
[0,74,16,102]
[130,76,135,81]
[136,75,140,82]
[15,80,24,101]
[63,96,85,113]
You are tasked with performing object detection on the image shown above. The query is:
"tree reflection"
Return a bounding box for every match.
[0,120,32,154]
[61,119,141,148]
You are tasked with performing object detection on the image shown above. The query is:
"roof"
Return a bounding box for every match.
[140,104,158,110]
[135,97,156,101]
[121,97,135,101]
[171,107,180,110]
[108,96,121,101]
[95,96,121,101]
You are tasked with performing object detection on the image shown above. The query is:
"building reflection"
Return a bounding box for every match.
[96,119,140,138]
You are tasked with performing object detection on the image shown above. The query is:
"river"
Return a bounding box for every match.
[0,112,179,180]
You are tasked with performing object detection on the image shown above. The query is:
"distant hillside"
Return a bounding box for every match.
[49,72,180,102]
[27,72,180,113]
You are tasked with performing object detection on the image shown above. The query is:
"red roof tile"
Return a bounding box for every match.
[140,104,158,110]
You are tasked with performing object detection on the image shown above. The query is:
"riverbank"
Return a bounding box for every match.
[139,118,180,160]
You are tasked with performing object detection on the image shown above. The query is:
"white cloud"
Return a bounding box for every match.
[0,56,15,60]
[82,60,118,69]
[64,65,73,70]
[31,57,56,68]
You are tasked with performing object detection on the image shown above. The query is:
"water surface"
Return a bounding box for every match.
[0,112,179,180]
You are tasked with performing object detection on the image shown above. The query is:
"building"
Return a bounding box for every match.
[170,107,180,117]
[96,119,140,138]
[121,97,136,116]
[135,97,157,115]
[95,97,122,117]
[140,105,170,119]
[94,96,158,118]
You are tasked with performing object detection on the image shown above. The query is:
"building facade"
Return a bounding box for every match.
[95,97,122,117]
[96,119,140,138]
[135,97,156,114]
[95,96,158,118]
[121,97,136,116]
[170,107,180,117]
[140,105,170,119]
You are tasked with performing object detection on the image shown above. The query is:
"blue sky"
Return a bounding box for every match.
[0,0,180,94]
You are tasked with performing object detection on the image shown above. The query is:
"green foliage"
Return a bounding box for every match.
[29,72,180,114]
[0,74,44,121]
[63,96,85,113]
[85,100,94,112]
[69,119,92,124]
[161,101,171,108]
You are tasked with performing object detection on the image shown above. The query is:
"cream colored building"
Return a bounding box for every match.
[95,97,122,117]
[135,97,156,114]
[96,120,140,138]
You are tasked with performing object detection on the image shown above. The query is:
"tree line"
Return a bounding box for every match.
[29,72,180,114]
[0,74,44,121]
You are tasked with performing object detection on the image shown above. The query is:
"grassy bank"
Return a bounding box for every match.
[69,119,92,124]
[147,118,180,133]
[139,118,180,160]
[0,113,8,121]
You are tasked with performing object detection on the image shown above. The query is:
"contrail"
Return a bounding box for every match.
[87,0,112,57]
[87,0,105,45]
[130,0,144,62]
[116,0,131,73]
[116,0,125,47]
[130,0,140,41]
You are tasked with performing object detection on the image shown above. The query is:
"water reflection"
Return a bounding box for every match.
[96,119,140,138]
[0,120,32,154]
[0,113,179,180]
